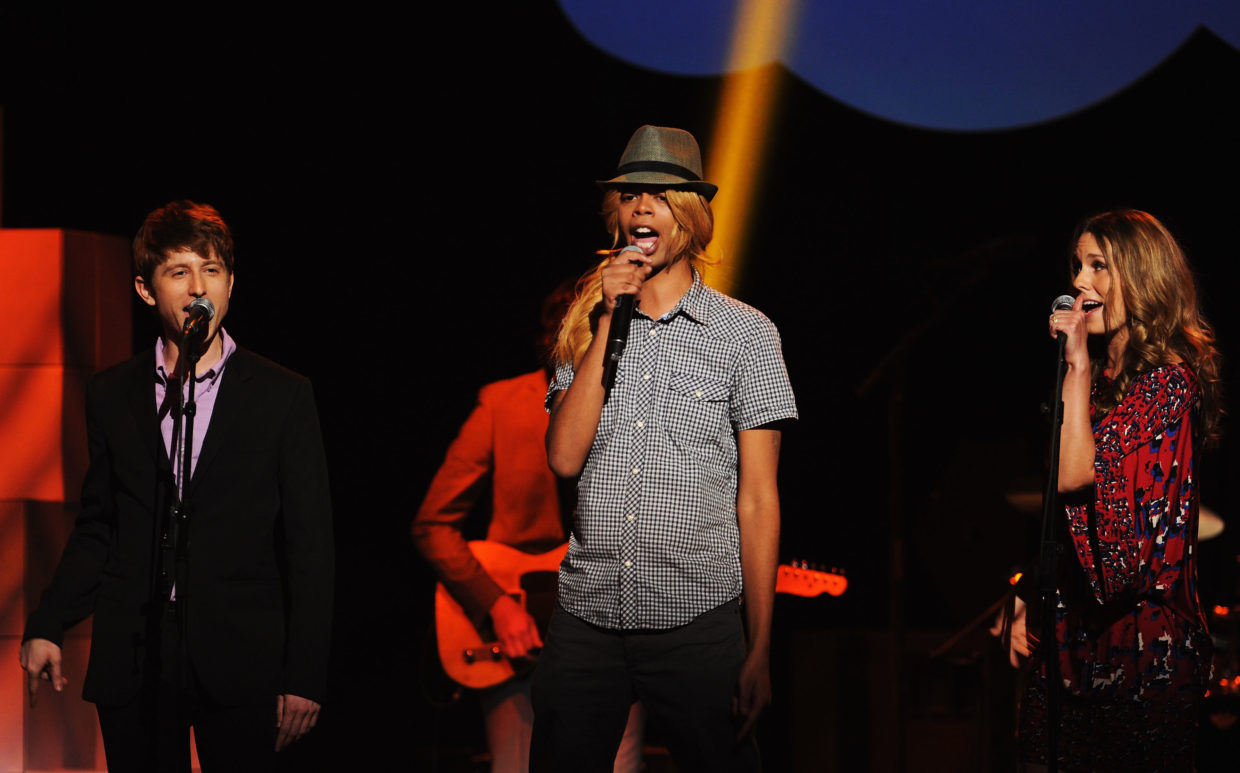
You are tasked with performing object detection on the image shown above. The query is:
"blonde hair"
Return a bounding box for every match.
[552,188,715,369]
[1075,209,1223,444]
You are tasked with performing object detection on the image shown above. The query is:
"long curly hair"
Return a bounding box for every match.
[1074,209,1223,445]
[552,188,715,369]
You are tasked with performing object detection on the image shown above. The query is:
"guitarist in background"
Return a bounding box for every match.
[412,283,644,773]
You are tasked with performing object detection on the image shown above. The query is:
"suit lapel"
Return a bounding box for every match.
[123,349,165,466]
[191,347,251,488]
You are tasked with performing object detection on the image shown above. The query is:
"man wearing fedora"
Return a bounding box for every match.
[532,126,797,771]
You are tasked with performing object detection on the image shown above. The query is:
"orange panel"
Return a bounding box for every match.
[0,230,65,367]
[0,227,131,770]
[0,229,131,371]
[0,367,66,503]
[0,228,128,503]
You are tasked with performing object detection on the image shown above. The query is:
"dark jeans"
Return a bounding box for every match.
[530,599,759,773]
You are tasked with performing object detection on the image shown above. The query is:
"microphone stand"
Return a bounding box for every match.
[168,327,205,641]
[1038,332,1069,773]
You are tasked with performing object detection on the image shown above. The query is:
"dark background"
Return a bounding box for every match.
[4,4,1239,769]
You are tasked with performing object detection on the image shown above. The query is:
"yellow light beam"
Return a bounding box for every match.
[706,0,801,297]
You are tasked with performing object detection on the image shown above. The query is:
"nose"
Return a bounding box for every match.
[1072,267,1089,293]
[188,269,206,297]
[633,193,654,213]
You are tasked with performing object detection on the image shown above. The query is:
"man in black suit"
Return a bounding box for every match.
[20,201,334,771]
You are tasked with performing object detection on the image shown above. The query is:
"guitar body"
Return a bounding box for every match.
[435,540,568,689]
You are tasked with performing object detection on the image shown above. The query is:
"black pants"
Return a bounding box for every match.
[530,599,760,773]
[95,609,277,773]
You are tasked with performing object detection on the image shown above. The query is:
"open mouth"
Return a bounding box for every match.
[1081,300,1102,314]
[630,226,660,255]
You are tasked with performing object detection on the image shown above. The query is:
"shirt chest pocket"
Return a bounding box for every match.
[661,373,733,450]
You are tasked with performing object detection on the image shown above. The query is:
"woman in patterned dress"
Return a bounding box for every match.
[1021,209,1223,771]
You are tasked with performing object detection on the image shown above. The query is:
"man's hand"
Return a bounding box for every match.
[489,594,543,659]
[275,694,321,751]
[732,650,771,741]
[19,638,67,708]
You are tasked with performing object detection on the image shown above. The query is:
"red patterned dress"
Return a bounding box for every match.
[1020,363,1212,770]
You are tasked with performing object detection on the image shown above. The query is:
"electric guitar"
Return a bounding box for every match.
[435,542,847,689]
[434,541,567,689]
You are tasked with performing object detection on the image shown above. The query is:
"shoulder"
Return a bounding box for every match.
[1099,363,1197,439]
[93,348,153,380]
[224,349,319,421]
[228,347,312,389]
[87,349,154,401]
[1128,362,1198,406]
[695,284,781,342]
[478,369,548,403]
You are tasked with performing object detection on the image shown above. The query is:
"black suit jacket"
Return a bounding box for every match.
[24,346,334,707]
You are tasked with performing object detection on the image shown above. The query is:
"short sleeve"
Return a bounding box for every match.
[730,315,798,431]
[545,360,576,413]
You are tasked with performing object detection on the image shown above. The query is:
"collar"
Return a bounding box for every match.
[645,267,710,325]
[155,328,237,386]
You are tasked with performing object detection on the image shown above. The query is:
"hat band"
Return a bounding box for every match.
[616,160,703,182]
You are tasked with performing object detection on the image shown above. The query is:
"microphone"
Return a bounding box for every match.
[1050,294,1074,354]
[602,245,644,391]
[1050,295,1075,312]
[182,298,215,342]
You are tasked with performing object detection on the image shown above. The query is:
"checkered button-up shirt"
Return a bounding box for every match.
[548,272,798,630]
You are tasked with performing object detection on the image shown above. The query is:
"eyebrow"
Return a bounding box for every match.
[158,256,222,273]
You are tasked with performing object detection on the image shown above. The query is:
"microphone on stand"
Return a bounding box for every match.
[182,298,215,340]
[602,245,644,391]
[181,298,216,362]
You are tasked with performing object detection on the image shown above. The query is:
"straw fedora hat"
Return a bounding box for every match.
[597,125,718,201]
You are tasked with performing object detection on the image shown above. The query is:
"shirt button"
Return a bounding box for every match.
[631,467,640,475]
[636,420,645,428]
[623,560,633,568]
[643,373,652,380]
[648,329,657,337]
[626,514,635,522]
[694,390,703,399]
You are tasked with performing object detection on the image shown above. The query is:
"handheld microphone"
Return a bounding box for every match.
[602,245,644,391]
[1050,294,1075,356]
[182,298,216,342]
